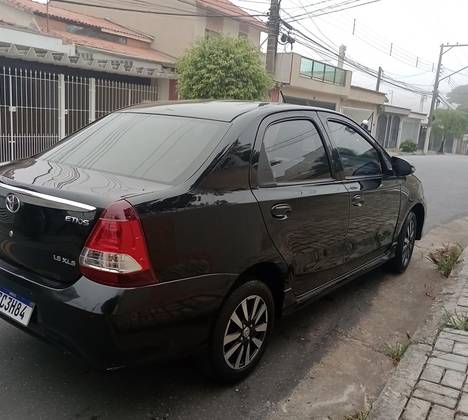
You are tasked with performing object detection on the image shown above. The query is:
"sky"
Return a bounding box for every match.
[233,0,468,112]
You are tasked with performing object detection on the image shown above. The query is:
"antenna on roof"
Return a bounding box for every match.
[46,0,50,33]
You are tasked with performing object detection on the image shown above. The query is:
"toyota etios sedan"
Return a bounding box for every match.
[0,101,424,382]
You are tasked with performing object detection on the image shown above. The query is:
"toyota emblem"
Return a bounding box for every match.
[5,194,21,214]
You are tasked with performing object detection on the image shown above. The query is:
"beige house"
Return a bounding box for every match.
[272,52,387,136]
[376,105,427,151]
[49,0,265,98]
[50,0,265,58]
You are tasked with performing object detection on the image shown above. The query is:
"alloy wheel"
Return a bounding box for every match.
[402,216,416,267]
[223,295,268,370]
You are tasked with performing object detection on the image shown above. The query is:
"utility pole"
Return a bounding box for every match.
[376,66,383,92]
[46,0,50,33]
[423,44,444,154]
[337,45,346,69]
[266,0,280,76]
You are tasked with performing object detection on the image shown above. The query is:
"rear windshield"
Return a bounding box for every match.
[39,112,229,184]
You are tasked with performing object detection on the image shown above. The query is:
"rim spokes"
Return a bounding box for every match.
[223,295,268,370]
[254,303,267,325]
[245,342,251,366]
[225,341,242,360]
[402,218,416,265]
[230,311,243,329]
[224,331,241,346]
[234,345,244,369]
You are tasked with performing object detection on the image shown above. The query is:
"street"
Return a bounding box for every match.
[405,154,468,230]
[0,154,467,420]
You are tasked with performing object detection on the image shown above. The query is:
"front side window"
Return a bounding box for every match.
[259,119,331,184]
[327,120,382,177]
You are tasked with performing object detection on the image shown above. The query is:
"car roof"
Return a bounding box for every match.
[121,100,340,122]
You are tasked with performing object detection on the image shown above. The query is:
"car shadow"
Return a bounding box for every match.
[1,268,389,419]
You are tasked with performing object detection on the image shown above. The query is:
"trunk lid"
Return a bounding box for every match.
[0,158,169,287]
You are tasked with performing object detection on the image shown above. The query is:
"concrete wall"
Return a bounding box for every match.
[281,85,343,110]
[50,0,261,59]
[347,87,385,105]
[0,1,37,29]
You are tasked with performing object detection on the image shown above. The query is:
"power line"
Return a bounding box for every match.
[286,0,382,22]
[315,14,435,71]
[281,21,430,93]
[52,0,268,17]
[288,26,432,95]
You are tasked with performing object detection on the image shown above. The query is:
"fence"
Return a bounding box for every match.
[0,66,158,162]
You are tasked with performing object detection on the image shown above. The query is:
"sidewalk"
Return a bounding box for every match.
[369,250,468,419]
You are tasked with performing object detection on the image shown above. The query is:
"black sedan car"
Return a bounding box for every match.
[0,101,424,382]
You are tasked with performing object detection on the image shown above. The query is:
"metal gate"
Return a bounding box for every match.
[0,66,158,162]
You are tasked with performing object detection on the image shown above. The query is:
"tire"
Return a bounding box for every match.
[387,211,418,273]
[208,280,275,383]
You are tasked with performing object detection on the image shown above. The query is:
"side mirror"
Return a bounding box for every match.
[391,156,415,176]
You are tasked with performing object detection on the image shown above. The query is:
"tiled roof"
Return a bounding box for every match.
[197,0,267,31]
[6,0,153,42]
[48,28,175,65]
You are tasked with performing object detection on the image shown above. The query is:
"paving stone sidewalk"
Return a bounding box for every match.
[369,251,468,420]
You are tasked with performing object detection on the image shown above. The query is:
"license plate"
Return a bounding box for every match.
[0,287,34,326]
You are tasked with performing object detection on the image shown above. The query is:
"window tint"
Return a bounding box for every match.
[259,120,331,184]
[327,120,381,177]
[40,113,228,184]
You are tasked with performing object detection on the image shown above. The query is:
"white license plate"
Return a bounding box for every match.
[0,287,34,326]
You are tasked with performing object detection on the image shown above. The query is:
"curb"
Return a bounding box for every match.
[368,250,468,419]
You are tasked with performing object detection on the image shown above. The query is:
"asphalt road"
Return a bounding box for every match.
[1,154,468,420]
[404,154,468,230]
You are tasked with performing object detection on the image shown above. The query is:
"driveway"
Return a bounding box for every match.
[1,154,468,420]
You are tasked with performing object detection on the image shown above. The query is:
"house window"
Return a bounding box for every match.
[66,24,127,44]
[238,32,248,39]
[299,57,346,86]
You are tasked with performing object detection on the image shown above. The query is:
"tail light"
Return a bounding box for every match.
[79,200,157,287]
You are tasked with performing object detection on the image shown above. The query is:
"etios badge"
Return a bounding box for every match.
[5,194,21,214]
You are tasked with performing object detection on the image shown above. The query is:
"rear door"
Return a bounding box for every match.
[251,111,349,297]
[319,112,401,270]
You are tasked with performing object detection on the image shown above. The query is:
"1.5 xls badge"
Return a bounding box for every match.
[53,254,76,267]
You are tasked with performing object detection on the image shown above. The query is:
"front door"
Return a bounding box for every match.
[319,113,401,270]
[251,112,349,297]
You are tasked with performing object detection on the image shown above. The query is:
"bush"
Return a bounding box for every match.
[177,36,272,100]
[399,140,417,153]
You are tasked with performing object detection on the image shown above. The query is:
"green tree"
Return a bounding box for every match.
[177,36,272,100]
[447,85,468,110]
[433,109,468,139]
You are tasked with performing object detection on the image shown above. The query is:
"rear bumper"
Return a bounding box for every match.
[0,259,236,369]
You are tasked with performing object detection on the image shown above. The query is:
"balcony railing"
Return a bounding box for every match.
[299,57,346,86]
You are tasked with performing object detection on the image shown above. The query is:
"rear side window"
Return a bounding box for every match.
[40,113,228,184]
[327,120,382,177]
[258,119,331,184]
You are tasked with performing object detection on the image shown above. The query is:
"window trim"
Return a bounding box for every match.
[324,117,387,180]
[256,116,335,188]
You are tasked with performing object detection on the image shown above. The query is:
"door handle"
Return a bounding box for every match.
[352,194,364,207]
[271,203,292,220]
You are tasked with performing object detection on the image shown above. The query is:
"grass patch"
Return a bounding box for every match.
[444,309,468,331]
[344,410,368,420]
[384,340,411,365]
[429,243,463,278]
